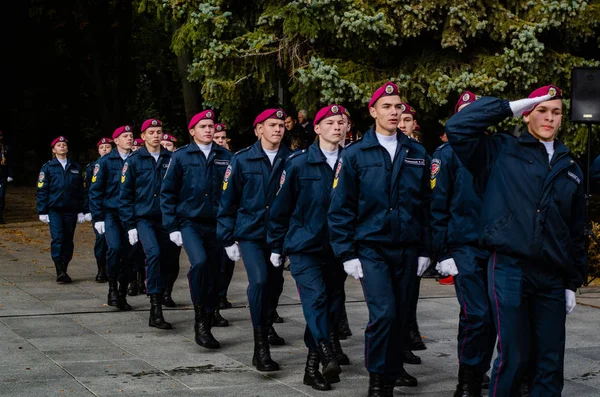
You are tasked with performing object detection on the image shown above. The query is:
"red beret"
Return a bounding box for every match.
[369,82,400,108]
[133,138,145,147]
[188,110,215,130]
[112,125,133,139]
[523,85,562,116]
[455,91,480,114]
[161,133,177,142]
[314,104,346,126]
[253,109,286,127]
[141,119,162,132]
[215,123,226,132]
[400,102,417,117]
[343,107,351,119]
[51,136,67,148]
[415,124,421,132]
[96,137,113,147]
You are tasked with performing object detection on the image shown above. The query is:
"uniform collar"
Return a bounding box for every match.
[248,140,291,160]
[361,127,411,149]
[138,146,169,158]
[517,130,570,156]
[307,140,342,164]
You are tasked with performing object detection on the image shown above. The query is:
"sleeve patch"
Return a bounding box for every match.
[333,158,343,189]
[121,163,128,183]
[430,158,441,179]
[223,164,232,191]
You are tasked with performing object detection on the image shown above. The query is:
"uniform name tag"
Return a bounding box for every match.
[404,158,425,166]
[215,160,230,166]
[567,171,581,184]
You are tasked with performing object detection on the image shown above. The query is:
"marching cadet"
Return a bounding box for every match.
[127,134,147,297]
[328,82,431,397]
[120,118,175,329]
[131,138,144,151]
[431,91,495,397]
[160,133,178,152]
[217,108,291,372]
[161,110,232,348]
[89,126,135,310]
[83,137,113,282]
[36,136,85,283]
[214,123,232,151]
[445,86,587,397]
[268,104,349,391]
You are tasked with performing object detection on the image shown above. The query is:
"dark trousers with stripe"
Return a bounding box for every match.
[137,218,176,295]
[48,209,77,265]
[104,211,134,284]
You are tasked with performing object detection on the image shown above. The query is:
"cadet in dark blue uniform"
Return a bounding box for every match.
[89,126,135,311]
[161,110,232,349]
[217,108,291,372]
[120,118,175,330]
[84,137,113,283]
[431,92,495,397]
[36,136,85,283]
[268,105,349,391]
[445,86,587,397]
[328,82,431,397]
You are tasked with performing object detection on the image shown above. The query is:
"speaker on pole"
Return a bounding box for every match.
[571,67,600,123]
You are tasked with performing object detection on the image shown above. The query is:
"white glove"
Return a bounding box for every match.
[270,253,283,268]
[77,213,85,224]
[169,231,183,247]
[84,213,92,222]
[417,257,430,277]
[225,243,241,262]
[437,258,459,277]
[128,229,138,246]
[343,258,364,280]
[39,214,50,224]
[7,177,13,182]
[94,221,105,234]
[509,94,552,117]
[565,289,576,314]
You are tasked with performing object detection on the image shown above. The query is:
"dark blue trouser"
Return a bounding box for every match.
[290,252,346,350]
[359,244,418,378]
[488,252,566,397]
[219,250,235,299]
[48,209,77,265]
[92,226,107,267]
[180,220,220,310]
[165,246,181,292]
[453,245,495,373]
[239,241,284,328]
[136,218,176,295]
[104,211,134,284]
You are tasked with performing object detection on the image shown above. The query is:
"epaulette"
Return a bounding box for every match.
[234,146,252,156]
[174,144,189,153]
[287,149,308,161]
[344,138,362,148]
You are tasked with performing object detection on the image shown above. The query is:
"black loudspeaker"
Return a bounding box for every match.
[571,67,600,123]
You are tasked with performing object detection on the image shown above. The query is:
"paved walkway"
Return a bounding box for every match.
[1,221,600,396]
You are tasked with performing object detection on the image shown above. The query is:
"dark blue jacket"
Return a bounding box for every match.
[36,158,84,214]
[88,150,130,222]
[83,160,100,214]
[268,141,341,256]
[446,96,587,291]
[161,143,232,233]
[217,140,292,246]
[119,146,171,231]
[591,155,600,188]
[328,128,432,262]
[430,143,483,261]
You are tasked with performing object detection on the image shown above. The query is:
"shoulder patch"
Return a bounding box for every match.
[431,158,441,179]
[37,171,45,188]
[234,146,252,156]
[121,162,128,183]
[333,158,343,189]
[222,164,232,191]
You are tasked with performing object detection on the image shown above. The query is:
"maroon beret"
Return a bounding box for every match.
[368,82,400,108]
[455,91,480,114]
[253,109,286,127]
[161,133,177,142]
[314,104,346,126]
[188,110,215,130]
[523,85,562,116]
[400,102,416,117]
[141,119,162,132]
[112,125,132,140]
[215,123,226,132]
[51,136,68,148]
[415,124,421,132]
[96,137,113,147]
[133,138,145,147]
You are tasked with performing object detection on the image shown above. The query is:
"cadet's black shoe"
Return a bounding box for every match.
[219,296,232,310]
[303,349,330,391]
[95,261,107,283]
[482,373,490,389]
[127,281,138,296]
[212,308,229,327]
[368,373,391,397]
[267,326,285,345]
[116,282,132,311]
[330,332,350,365]
[395,368,418,387]
[408,321,426,350]
[252,327,279,371]
[271,310,283,324]
[194,305,220,349]
[163,292,176,308]
[453,364,483,397]
[403,349,421,365]
[338,307,352,339]
[137,272,146,295]
[148,294,172,330]
[318,341,341,380]
[107,279,119,306]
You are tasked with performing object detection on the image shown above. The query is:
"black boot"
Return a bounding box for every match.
[453,364,483,397]
[409,320,426,350]
[148,294,172,330]
[212,308,229,327]
[55,262,71,283]
[193,305,220,349]
[330,332,350,365]
[219,296,232,310]
[163,287,176,308]
[338,306,352,339]
[368,373,389,397]
[271,310,283,324]
[107,278,119,306]
[303,349,330,391]
[267,325,285,345]
[395,367,418,387]
[95,262,107,283]
[116,282,132,311]
[137,271,146,295]
[403,349,421,365]
[318,340,341,380]
[127,276,138,296]
[252,327,279,371]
